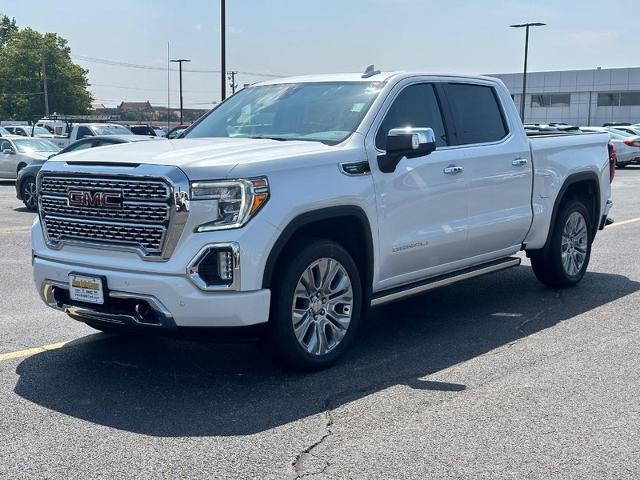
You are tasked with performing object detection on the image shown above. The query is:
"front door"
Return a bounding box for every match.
[368,82,469,291]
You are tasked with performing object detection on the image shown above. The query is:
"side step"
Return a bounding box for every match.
[370,257,521,307]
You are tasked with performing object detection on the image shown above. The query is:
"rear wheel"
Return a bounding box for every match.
[530,199,592,288]
[269,239,362,371]
[20,177,37,211]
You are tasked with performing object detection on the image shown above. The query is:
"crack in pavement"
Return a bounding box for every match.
[290,397,334,479]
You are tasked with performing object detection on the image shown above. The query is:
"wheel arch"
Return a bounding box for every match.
[262,206,375,313]
[537,171,601,255]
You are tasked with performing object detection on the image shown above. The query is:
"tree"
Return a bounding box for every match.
[0,15,92,120]
[0,14,17,49]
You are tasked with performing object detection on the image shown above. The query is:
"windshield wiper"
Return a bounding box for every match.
[246,136,289,141]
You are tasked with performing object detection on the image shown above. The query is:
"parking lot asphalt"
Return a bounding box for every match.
[0,170,639,480]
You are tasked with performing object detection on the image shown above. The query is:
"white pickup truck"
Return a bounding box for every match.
[32,70,613,370]
[44,123,135,149]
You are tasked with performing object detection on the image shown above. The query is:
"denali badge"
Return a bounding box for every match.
[68,190,124,209]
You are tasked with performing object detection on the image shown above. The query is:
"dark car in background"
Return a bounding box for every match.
[128,124,157,136]
[15,135,158,211]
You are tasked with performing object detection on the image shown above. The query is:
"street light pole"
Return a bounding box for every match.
[510,22,546,121]
[170,58,191,124]
[221,0,226,102]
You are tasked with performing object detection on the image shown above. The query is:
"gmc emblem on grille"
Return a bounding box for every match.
[68,190,124,209]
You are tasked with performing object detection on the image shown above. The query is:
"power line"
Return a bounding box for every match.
[89,82,220,94]
[72,54,288,78]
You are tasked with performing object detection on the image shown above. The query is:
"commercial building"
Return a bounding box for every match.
[491,67,640,126]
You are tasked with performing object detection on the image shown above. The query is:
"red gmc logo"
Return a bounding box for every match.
[68,190,124,209]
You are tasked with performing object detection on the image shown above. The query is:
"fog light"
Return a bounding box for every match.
[218,250,233,281]
[187,243,240,291]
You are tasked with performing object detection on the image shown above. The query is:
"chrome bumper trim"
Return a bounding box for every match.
[41,279,174,328]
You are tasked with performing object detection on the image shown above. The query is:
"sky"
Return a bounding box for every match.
[3,0,638,109]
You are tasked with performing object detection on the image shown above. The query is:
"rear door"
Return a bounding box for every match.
[443,82,533,257]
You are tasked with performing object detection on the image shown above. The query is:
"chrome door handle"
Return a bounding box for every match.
[443,165,464,175]
[512,158,528,166]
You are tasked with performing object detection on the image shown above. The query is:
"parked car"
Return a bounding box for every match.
[603,122,632,127]
[128,124,157,136]
[166,125,188,139]
[15,135,157,211]
[0,137,59,179]
[3,125,57,138]
[0,126,12,137]
[33,70,612,370]
[609,126,640,137]
[153,127,167,137]
[581,127,640,168]
[49,123,135,149]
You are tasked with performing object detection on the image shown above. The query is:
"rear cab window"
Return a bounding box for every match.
[444,83,509,145]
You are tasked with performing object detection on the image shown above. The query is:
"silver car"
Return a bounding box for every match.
[0,137,60,179]
[581,127,640,167]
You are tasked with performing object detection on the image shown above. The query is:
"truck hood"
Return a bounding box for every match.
[49,137,336,179]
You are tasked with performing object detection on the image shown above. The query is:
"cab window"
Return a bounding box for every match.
[376,83,448,150]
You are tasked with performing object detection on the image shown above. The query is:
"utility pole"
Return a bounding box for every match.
[221,0,226,102]
[170,58,191,124]
[167,42,171,132]
[510,22,546,121]
[41,54,49,117]
[228,71,238,95]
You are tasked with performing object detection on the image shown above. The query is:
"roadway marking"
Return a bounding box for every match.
[0,341,69,362]
[607,217,640,229]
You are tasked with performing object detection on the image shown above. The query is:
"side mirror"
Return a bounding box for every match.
[2,148,14,155]
[378,127,436,173]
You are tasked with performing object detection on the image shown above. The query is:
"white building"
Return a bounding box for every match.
[491,67,640,126]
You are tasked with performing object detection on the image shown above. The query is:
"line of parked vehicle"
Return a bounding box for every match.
[525,122,640,168]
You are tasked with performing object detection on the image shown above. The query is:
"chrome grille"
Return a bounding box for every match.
[39,173,175,257]
[44,217,165,253]
[40,176,169,200]
[40,196,169,223]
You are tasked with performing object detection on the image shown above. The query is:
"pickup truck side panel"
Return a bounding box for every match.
[523,132,611,250]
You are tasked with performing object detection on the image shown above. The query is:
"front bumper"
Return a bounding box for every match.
[34,256,271,329]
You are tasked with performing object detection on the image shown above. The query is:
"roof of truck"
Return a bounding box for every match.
[254,72,500,86]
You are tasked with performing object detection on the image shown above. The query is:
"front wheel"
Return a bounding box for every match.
[269,239,362,371]
[530,199,592,288]
[20,177,38,211]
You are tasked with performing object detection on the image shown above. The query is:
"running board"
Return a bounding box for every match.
[370,257,521,307]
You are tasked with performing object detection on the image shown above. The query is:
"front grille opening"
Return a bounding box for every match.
[39,173,174,257]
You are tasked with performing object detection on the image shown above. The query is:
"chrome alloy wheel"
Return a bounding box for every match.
[561,211,588,276]
[291,258,354,356]
[22,180,37,210]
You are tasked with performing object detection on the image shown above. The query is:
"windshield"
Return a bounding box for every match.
[608,128,635,137]
[92,125,132,136]
[32,126,52,136]
[185,81,384,145]
[13,138,60,153]
[0,127,9,135]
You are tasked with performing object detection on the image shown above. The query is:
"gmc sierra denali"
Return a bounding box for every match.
[32,68,612,370]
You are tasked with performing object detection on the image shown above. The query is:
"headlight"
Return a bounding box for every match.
[191,177,269,231]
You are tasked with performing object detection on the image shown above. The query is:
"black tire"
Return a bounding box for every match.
[529,199,592,288]
[20,176,38,211]
[268,239,362,371]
